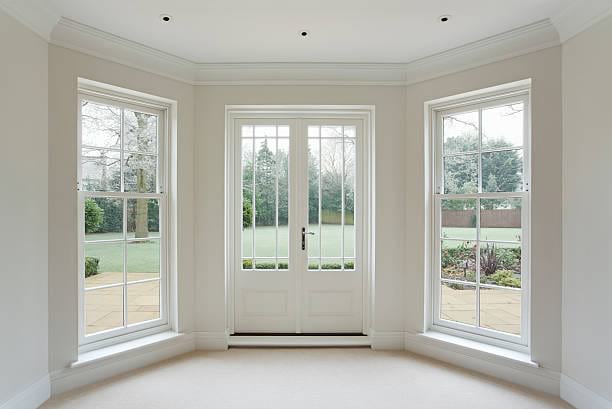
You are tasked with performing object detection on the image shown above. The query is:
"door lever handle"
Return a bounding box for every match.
[301,227,315,250]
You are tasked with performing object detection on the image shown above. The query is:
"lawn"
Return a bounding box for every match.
[442,227,521,248]
[85,236,159,274]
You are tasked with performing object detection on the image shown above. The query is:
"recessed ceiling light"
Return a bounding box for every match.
[439,15,451,23]
[299,30,310,38]
[160,14,173,23]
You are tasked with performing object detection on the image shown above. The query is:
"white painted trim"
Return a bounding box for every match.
[551,0,612,43]
[370,331,406,350]
[0,375,50,409]
[0,0,59,41]
[560,374,612,409]
[194,331,230,350]
[404,332,560,395]
[228,335,370,347]
[50,332,194,395]
[45,16,559,85]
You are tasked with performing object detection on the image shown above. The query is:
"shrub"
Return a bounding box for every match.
[84,198,104,233]
[243,200,253,228]
[85,256,100,277]
[483,270,521,288]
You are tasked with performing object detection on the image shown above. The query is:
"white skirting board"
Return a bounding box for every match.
[0,375,50,409]
[561,374,612,409]
[404,332,561,396]
[195,331,230,350]
[370,331,406,350]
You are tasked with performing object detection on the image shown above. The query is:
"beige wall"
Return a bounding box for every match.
[47,45,196,372]
[194,86,407,333]
[0,8,49,405]
[562,14,612,401]
[405,47,563,371]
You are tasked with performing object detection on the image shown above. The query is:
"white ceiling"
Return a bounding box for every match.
[44,0,569,63]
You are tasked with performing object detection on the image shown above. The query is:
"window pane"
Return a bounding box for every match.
[308,259,320,270]
[444,154,478,194]
[480,242,522,288]
[84,242,124,289]
[81,100,121,149]
[441,199,476,240]
[124,153,157,193]
[277,139,289,258]
[480,287,521,336]
[481,149,523,193]
[308,139,320,258]
[124,110,157,153]
[320,139,343,257]
[127,281,160,325]
[242,138,254,259]
[81,148,120,192]
[241,125,253,137]
[254,138,277,258]
[321,258,343,270]
[127,239,160,282]
[85,286,123,335]
[254,126,276,137]
[443,111,479,154]
[440,282,476,326]
[278,126,290,137]
[308,126,320,138]
[84,197,123,241]
[321,126,342,138]
[441,240,476,282]
[480,198,522,242]
[482,103,524,150]
[277,259,289,270]
[255,259,276,270]
[344,126,356,138]
[344,138,356,258]
[127,198,160,239]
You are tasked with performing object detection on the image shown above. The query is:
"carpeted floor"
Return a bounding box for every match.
[42,348,572,409]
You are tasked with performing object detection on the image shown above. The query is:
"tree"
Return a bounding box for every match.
[84,198,104,233]
[254,139,277,226]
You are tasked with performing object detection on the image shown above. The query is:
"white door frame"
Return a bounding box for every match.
[225,105,375,336]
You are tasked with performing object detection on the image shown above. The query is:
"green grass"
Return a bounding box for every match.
[85,236,159,273]
[442,227,521,248]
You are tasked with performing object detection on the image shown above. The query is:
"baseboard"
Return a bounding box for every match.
[404,332,560,396]
[228,334,370,347]
[370,331,406,350]
[194,331,229,350]
[0,374,50,409]
[561,374,612,409]
[50,333,195,395]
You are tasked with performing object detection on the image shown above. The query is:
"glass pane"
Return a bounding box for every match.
[481,149,523,193]
[84,197,123,241]
[81,148,120,192]
[127,281,160,325]
[254,126,276,137]
[308,126,320,138]
[480,242,522,288]
[278,126,290,137]
[321,258,343,270]
[482,102,524,150]
[255,259,276,270]
[84,242,124,289]
[242,138,254,259]
[277,259,289,270]
[344,126,356,138]
[85,286,123,335]
[81,100,121,149]
[308,259,320,270]
[344,139,356,258]
[127,198,160,239]
[241,125,253,137]
[440,282,476,326]
[242,259,253,270]
[124,153,157,193]
[441,240,476,282]
[441,199,476,240]
[321,126,342,138]
[124,110,157,153]
[308,139,320,258]
[127,239,160,282]
[480,198,522,242]
[254,138,277,258]
[443,111,479,154]
[277,139,289,258]
[444,154,478,194]
[344,259,355,270]
[480,287,521,335]
[320,139,343,257]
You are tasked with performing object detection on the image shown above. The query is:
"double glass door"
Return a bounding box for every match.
[233,117,364,333]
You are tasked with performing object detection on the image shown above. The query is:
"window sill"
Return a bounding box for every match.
[415,331,538,368]
[73,331,186,369]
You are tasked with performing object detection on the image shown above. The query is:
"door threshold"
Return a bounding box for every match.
[228,334,371,347]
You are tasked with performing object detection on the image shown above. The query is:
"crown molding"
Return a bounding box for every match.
[551,0,612,43]
[0,0,60,41]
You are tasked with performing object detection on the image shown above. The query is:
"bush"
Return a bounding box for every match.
[241,260,354,270]
[85,256,100,277]
[483,270,521,288]
[84,198,104,233]
[243,200,253,228]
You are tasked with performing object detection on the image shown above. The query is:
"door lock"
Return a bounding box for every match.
[301,227,315,250]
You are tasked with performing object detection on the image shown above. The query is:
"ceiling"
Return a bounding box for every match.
[43,0,570,63]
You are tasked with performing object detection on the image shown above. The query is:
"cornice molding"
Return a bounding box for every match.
[551,0,612,43]
[49,18,560,86]
[0,0,60,41]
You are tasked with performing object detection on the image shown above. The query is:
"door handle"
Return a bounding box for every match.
[301,227,315,250]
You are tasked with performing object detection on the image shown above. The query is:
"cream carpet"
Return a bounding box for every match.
[42,348,572,409]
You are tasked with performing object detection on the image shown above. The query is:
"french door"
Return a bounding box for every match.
[231,114,367,334]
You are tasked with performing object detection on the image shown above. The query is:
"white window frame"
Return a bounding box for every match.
[77,83,171,351]
[426,80,531,351]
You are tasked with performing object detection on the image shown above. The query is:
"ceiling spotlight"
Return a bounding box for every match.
[160,14,172,23]
[299,30,309,38]
[439,15,451,23]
